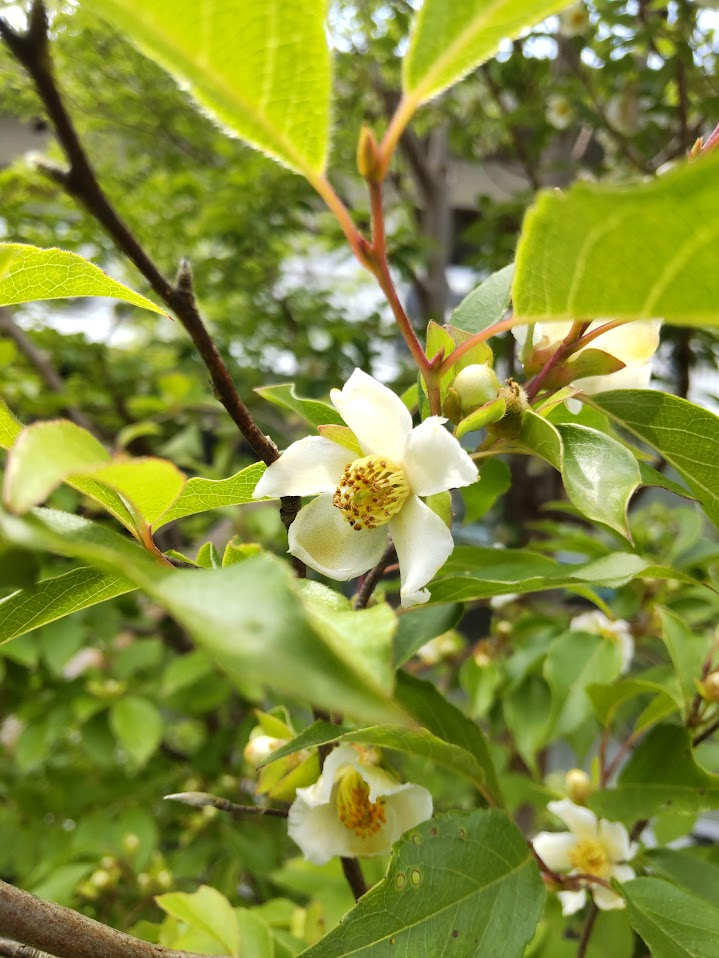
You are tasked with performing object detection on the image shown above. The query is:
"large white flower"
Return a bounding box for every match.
[514,319,660,396]
[533,799,637,915]
[253,369,478,607]
[570,610,634,675]
[288,744,433,865]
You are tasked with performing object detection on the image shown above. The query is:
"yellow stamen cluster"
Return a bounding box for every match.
[333,456,409,531]
[569,838,610,878]
[336,769,387,839]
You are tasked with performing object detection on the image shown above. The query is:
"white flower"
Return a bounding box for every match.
[0,714,24,750]
[253,369,478,607]
[558,2,590,37]
[533,799,637,915]
[514,319,660,399]
[243,734,287,766]
[288,744,433,865]
[62,646,105,680]
[547,95,574,130]
[570,610,634,674]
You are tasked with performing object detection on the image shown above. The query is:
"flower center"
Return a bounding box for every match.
[332,456,410,531]
[569,838,611,878]
[336,769,387,839]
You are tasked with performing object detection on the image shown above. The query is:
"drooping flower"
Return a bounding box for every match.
[253,369,478,607]
[287,744,433,865]
[533,799,637,915]
[570,610,634,674]
[514,320,661,399]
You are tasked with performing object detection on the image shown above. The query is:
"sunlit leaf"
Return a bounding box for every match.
[154,463,266,528]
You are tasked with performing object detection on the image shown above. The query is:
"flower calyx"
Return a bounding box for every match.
[486,380,530,439]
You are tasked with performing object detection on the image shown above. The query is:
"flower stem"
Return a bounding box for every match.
[576,903,599,958]
[354,543,397,610]
[437,316,522,378]
[524,320,588,402]
[340,857,368,901]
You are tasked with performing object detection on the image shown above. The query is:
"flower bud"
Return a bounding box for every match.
[357,125,381,182]
[122,832,140,855]
[698,671,719,702]
[486,380,529,439]
[452,364,500,414]
[89,869,112,890]
[244,734,287,767]
[155,869,173,890]
[565,768,594,805]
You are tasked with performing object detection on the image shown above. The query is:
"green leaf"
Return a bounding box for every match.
[644,848,719,907]
[590,725,719,822]
[450,264,514,334]
[460,458,511,524]
[87,457,186,527]
[154,462,266,528]
[299,810,543,958]
[637,462,694,501]
[109,696,164,769]
[658,608,709,716]
[587,669,683,727]
[0,243,165,314]
[156,885,241,957]
[256,382,344,430]
[514,155,719,326]
[91,0,331,177]
[590,391,719,527]
[394,602,463,666]
[0,395,22,448]
[621,877,719,958]
[0,567,135,645]
[403,1,568,108]
[4,420,109,514]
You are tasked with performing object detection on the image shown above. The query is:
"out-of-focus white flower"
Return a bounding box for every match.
[288,744,433,865]
[415,630,463,665]
[559,2,590,37]
[514,319,660,401]
[254,369,478,607]
[571,610,634,674]
[62,647,105,680]
[0,714,24,750]
[490,593,519,610]
[606,92,640,136]
[547,95,574,130]
[243,734,287,767]
[533,799,637,914]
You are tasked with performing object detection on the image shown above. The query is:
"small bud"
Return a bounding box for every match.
[452,364,500,415]
[698,671,719,702]
[100,856,116,871]
[357,125,381,181]
[137,872,152,892]
[244,734,286,767]
[565,768,594,804]
[155,869,173,890]
[122,832,141,855]
[486,380,529,439]
[89,869,112,890]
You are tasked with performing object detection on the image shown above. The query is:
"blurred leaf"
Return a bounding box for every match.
[155,462,266,528]
[255,383,344,429]
[156,885,241,957]
[394,602,463,666]
[450,264,514,334]
[299,810,543,958]
[658,608,709,716]
[110,695,164,769]
[87,458,186,527]
[0,567,135,645]
[622,877,719,958]
[91,0,331,176]
[587,670,683,727]
[460,458,511,524]
[0,395,22,448]
[0,243,165,314]
[514,156,719,326]
[591,391,719,527]
[644,848,719,907]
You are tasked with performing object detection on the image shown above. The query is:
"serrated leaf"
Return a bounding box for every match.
[110,695,164,769]
[256,383,344,430]
[299,810,544,958]
[587,669,683,727]
[590,390,719,527]
[0,243,165,314]
[0,395,22,448]
[621,877,719,958]
[514,155,719,326]
[590,725,719,822]
[87,457,186,527]
[154,462,266,528]
[91,0,331,176]
[403,1,568,107]
[0,567,135,645]
[4,420,109,514]
[156,885,240,957]
[450,263,514,334]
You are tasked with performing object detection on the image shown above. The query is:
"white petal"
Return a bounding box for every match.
[598,819,634,863]
[382,785,434,841]
[253,437,351,498]
[389,496,454,607]
[583,319,660,364]
[330,369,412,460]
[570,611,611,634]
[288,791,357,865]
[610,864,636,884]
[557,888,587,916]
[547,799,599,839]
[532,832,577,872]
[403,418,478,496]
[301,745,358,807]
[591,883,626,911]
[288,494,388,580]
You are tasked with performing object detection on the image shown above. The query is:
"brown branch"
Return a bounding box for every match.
[0,2,303,545]
[576,902,598,958]
[0,881,219,958]
[0,938,54,958]
[164,791,288,818]
[693,713,719,748]
[340,857,368,901]
[353,543,397,610]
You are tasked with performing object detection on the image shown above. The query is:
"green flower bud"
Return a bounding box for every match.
[565,768,594,804]
[453,364,500,414]
[357,125,380,181]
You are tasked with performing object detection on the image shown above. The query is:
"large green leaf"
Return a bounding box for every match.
[0,567,135,644]
[0,396,22,448]
[156,886,241,957]
[255,383,344,430]
[590,725,719,822]
[643,848,719,908]
[154,462,266,528]
[450,264,514,335]
[87,458,186,527]
[658,608,710,716]
[299,810,543,958]
[90,0,331,177]
[394,602,463,666]
[514,155,719,325]
[622,877,719,958]
[403,1,568,107]
[590,391,719,527]
[0,244,165,314]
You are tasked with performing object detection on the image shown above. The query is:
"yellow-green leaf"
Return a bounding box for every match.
[90,0,331,177]
[154,462,266,529]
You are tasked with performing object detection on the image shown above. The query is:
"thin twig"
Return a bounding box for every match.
[163,792,288,818]
[693,713,719,748]
[340,857,368,901]
[0,939,54,958]
[354,544,397,610]
[576,902,598,958]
